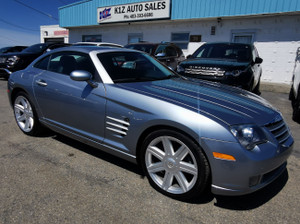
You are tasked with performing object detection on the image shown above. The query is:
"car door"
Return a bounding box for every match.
[33,51,106,143]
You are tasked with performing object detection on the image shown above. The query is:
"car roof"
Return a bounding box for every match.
[74,42,123,47]
[45,45,138,55]
[126,42,177,46]
[204,42,253,46]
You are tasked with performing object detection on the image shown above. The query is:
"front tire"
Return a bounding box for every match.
[141,129,210,200]
[292,89,300,123]
[13,92,43,136]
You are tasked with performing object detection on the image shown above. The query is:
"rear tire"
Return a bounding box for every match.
[13,92,43,136]
[140,129,210,200]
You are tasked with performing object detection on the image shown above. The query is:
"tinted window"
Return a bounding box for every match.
[125,44,156,55]
[34,55,50,70]
[23,44,48,54]
[48,52,95,76]
[193,43,252,62]
[98,52,175,83]
[165,46,177,57]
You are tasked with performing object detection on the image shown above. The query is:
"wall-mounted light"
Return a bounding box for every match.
[217,17,222,27]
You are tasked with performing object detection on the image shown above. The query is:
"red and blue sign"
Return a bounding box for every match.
[99,8,111,21]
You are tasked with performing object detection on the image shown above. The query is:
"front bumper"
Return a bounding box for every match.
[202,135,293,196]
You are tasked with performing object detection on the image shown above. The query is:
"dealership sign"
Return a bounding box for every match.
[97,0,170,24]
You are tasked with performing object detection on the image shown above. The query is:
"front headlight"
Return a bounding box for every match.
[7,56,20,67]
[225,70,242,77]
[177,65,185,73]
[230,125,268,150]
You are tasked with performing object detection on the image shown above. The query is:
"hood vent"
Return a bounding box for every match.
[106,116,130,137]
[265,119,290,145]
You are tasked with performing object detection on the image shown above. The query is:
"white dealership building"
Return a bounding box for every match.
[55,0,300,90]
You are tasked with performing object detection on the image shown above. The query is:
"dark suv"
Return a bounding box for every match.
[124,42,185,70]
[177,42,263,94]
[0,46,27,54]
[0,43,69,79]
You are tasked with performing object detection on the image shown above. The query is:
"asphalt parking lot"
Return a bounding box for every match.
[0,78,300,224]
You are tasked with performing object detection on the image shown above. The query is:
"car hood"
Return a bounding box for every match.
[117,78,279,126]
[180,58,250,70]
[0,52,41,58]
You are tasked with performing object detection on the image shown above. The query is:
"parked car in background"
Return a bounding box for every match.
[73,42,123,48]
[0,43,69,79]
[0,46,27,54]
[7,46,293,200]
[289,47,300,123]
[177,42,263,94]
[124,42,185,71]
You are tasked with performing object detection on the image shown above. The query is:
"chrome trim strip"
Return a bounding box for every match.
[106,116,130,126]
[106,127,127,136]
[106,121,129,131]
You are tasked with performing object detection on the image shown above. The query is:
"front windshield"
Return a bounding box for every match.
[22,44,47,53]
[125,44,155,55]
[98,51,176,83]
[0,47,10,53]
[193,43,252,62]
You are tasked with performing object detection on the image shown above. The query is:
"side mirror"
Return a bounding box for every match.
[187,55,193,59]
[255,57,263,64]
[70,70,98,88]
[70,70,92,81]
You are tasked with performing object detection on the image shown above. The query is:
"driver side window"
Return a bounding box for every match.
[47,52,96,76]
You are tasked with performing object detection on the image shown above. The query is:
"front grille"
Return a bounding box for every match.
[185,66,225,76]
[265,119,290,145]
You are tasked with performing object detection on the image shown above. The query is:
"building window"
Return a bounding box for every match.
[171,33,189,49]
[82,35,102,42]
[128,33,143,44]
[231,30,255,44]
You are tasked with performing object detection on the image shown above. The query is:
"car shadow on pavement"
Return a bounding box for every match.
[50,133,289,208]
[52,133,144,176]
[213,169,289,210]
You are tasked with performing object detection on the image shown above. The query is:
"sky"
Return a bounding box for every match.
[0,0,79,49]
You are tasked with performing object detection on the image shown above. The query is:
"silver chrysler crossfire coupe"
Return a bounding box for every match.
[7,46,293,200]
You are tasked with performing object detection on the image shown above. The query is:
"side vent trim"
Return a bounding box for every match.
[106,116,130,136]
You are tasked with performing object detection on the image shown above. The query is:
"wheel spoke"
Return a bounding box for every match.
[17,114,26,122]
[179,161,198,176]
[20,98,27,108]
[174,145,189,160]
[147,162,165,173]
[175,172,189,192]
[14,104,24,112]
[162,171,174,191]
[24,119,31,131]
[162,137,174,156]
[147,146,165,161]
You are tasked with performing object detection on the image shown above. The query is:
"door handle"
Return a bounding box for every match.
[36,79,48,87]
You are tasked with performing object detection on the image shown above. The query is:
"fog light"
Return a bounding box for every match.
[249,175,261,187]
